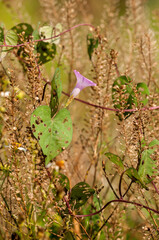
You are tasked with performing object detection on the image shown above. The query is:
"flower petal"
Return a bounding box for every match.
[71,87,81,98]
[70,70,96,98]
[73,70,96,90]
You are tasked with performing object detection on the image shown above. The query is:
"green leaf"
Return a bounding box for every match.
[1,29,18,58]
[39,23,62,44]
[54,23,62,44]
[50,213,64,239]
[3,23,33,62]
[112,76,136,120]
[136,82,149,105]
[149,139,159,147]
[5,29,18,47]
[36,210,48,227]
[136,82,150,96]
[0,27,4,45]
[50,68,62,117]
[56,173,70,192]
[35,24,59,63]
[36,41,56,64]
[2,23,33,53]
[31,106,73,165]
[11,23,33,40]
[32,25,40,51]
[82,194,104,237]
[112,77,150,120]
[70,182,95,209]
[87,33,99,60]
[32,28,40,41]
[138,144,158,184]
[0,27,10,60]
[125,167,148,190]
[105,152,124,170]
[39,25,54,43]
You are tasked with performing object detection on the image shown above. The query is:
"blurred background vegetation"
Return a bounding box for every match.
[1,0,159,27]
[0,0,159,239]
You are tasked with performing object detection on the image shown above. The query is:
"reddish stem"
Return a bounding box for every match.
[74,199,159,218]
[62,91,159,112]
[148,176,159,195]
[0,23,95,48]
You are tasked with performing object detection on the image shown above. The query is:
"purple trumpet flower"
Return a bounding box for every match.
[71,70,96,98]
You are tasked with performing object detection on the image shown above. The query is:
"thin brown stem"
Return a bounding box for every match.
[102,161,119,199]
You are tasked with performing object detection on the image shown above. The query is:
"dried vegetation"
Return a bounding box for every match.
[0,0,159,239]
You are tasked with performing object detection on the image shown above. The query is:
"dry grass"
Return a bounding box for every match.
[0,0,159,239]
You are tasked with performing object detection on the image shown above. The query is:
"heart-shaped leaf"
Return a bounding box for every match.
[11,23,33,40]
[31,106,73,165]
[39,23,62,44]
[5,29,18,50]
[0,29,18,59]
[70,182,95,209]
[36,41,56,64]
[39,25,54,43]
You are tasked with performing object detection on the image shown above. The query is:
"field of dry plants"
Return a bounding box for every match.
[0,0,159,239]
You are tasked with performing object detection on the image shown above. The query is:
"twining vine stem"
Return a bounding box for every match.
[42,81,159,112]
[62,91,159,112]
[63,197,159,218]
[62,169,159,218]
[1,17,158,236]
[0,23,95,48]
[1,21,159,112]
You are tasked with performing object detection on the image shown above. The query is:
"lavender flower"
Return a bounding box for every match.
[71,70,96,98]
[65,70,96,107]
